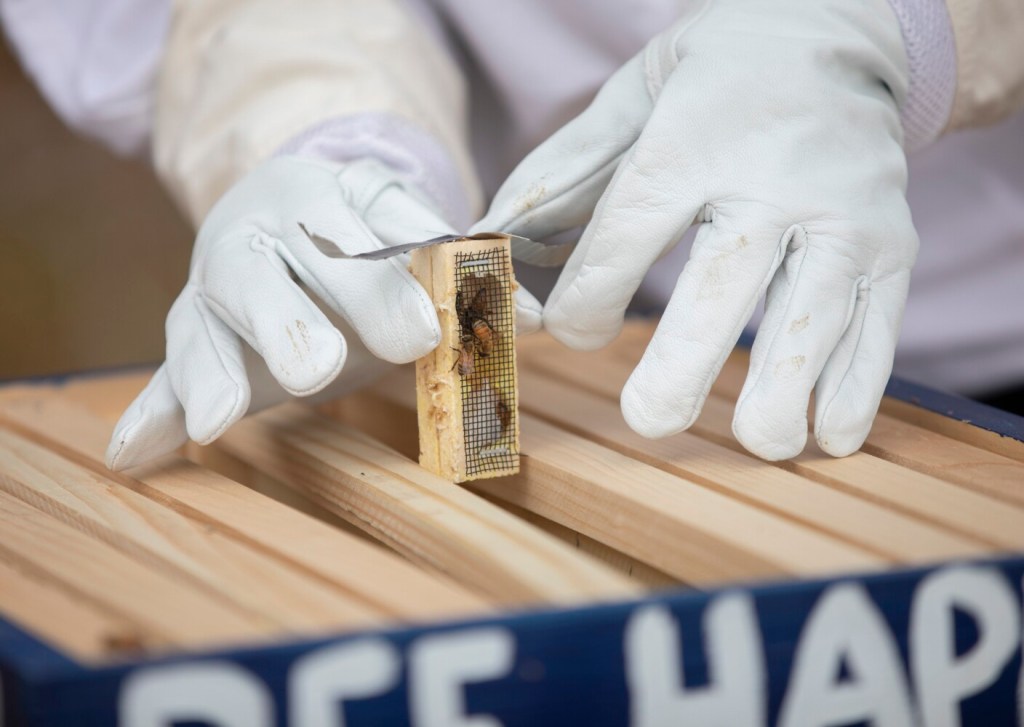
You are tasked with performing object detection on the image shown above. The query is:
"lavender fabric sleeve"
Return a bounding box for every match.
[885,0,958,151]
[275,113,475,231]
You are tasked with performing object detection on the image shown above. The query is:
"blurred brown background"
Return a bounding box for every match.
[0,39,191,380]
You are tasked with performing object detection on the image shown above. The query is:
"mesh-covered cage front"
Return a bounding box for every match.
[453,247,519,477]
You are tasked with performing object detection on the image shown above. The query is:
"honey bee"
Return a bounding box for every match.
[451,336,476,377]
[457,285,497,357]
[472,377,510,448]
[471,318,495,357]
[495,396,512,432]
[468,285,488,312]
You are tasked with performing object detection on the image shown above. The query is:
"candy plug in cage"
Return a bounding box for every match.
[410,235,520,483]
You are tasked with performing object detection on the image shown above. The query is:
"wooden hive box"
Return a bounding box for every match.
[1,321,1023,725]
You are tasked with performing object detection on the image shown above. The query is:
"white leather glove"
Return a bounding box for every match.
[107,156,542,470]
[476,0,918,460]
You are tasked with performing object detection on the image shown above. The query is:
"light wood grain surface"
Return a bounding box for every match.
[1,320,1022,664]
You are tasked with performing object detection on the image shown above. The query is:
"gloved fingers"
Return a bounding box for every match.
[353,177,545,336]
[814,272,910,457]
[515,286,543,335]
[472,55,654,247]
[200,231,347,397]
[303,324,398,404]
[279,204,440,364]
[508,235,576,267]
[732,236,865,460]
[360,181,455,248]
[239,313,392,413]
[105,308,305,472]
[105,364,188,471]
[542,137,706,351]
[619,213,791,439]
[165,286,252,445]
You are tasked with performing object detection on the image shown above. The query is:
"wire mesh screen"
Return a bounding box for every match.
[454,246,519,476]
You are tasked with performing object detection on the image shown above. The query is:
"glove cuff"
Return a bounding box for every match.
[276,113,474,231]
[885,0,957,151]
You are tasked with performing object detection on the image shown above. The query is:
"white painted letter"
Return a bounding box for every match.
[624,594,765,726]
[409,628,515,727]
[119,661,272,727]
[911,566,1019,727]
[778,584,914,727]
[289,638,401,727]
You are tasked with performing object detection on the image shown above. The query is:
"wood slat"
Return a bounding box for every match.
[0,398,491,626]
[0,372,365,531]
[1,319,1021,663]
[361,377,887,583]
[324,397,681,591]
[0,399,491,655]
[0,557,157,661]
[480,496,682,591]
[186,442,378,541]
[518,351,1024,552]
[527,326,1024,504]
[214,405,640,606]
[514,370,990,561]
[0,489,269,650]
[0,428,385,633]
[709,345,1024,507]
[0,369,152,424]
[878,396,1024,464]
[860,418,1024,508]
[592,319,1024,462]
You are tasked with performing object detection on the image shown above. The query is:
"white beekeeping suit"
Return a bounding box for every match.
[2,0,1023,464]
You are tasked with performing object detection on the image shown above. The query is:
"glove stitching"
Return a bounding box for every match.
[191,294,248,445]
[283,360,346,397]
[547,141,683,324]
[248,232,347,396]
[643,42,667,100]
[505,152,630,238]
[732,225,808,426]
[107,441,128,469]
[656,0,715,95]
[272,235,343,316]
[839,275,868,336]
[198,233,264,352]
[815,278,871,449]
[351,182,442,352]
[107,416,138,470]
[107,403,149,473]
[350,204,441,351]
[283,225,440,359]
[259,234,352,394]
[108,391,155,469]
[336,159,406,220]
[388,256,443,351]
[266,229,363,347]
[107,366,189,470]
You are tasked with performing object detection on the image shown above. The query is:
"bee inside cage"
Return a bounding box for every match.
[452,249,518,477]
[410,234,521,484]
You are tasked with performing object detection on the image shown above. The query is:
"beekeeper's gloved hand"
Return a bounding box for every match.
[107,157,543,470]
[476,0,919,460]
